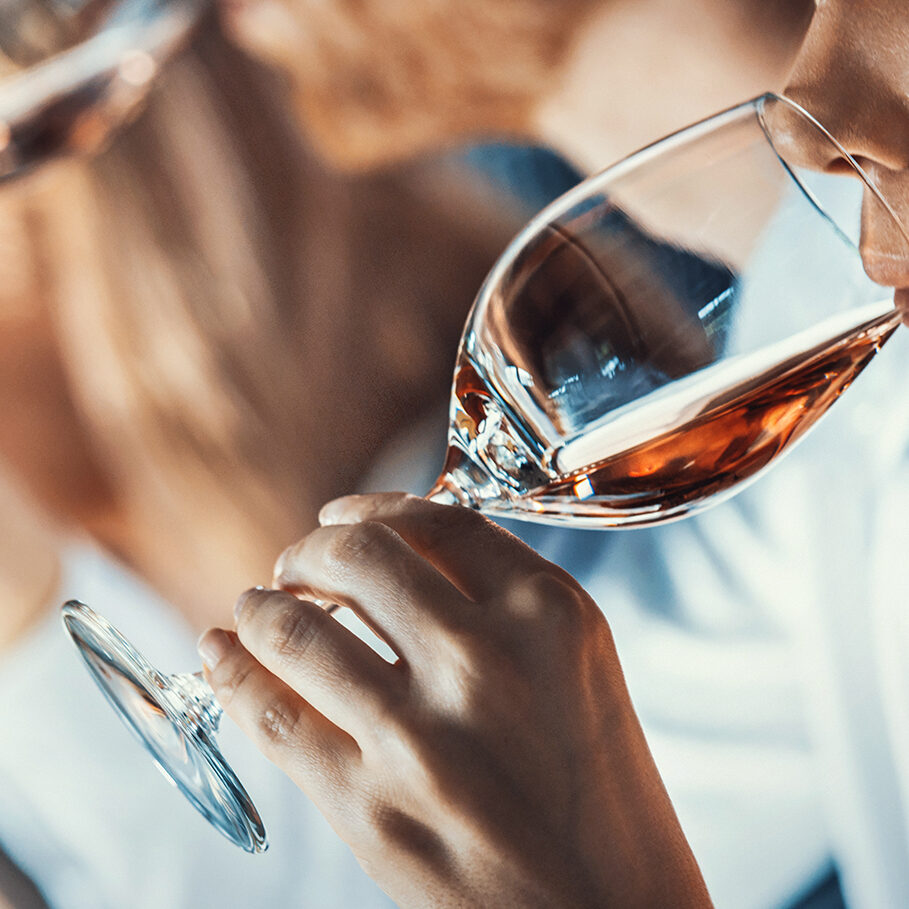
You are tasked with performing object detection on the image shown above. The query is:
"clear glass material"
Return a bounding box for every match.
[430,94,909,526]
[61,600,268,852]
[60,93,909,850]
[0,0,204,182]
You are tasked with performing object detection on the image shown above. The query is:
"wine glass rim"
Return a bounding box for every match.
[472,91,909,322]
[0,0,207,183]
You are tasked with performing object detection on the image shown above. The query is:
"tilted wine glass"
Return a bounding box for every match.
[63,93,909,851]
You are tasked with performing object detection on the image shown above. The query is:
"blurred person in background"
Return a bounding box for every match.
[1,0,909,908]
[0,4,514,907]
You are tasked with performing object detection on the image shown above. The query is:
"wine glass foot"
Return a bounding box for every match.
[61,600,268,853]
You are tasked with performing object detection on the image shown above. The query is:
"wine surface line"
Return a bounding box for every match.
[443,300,899,528]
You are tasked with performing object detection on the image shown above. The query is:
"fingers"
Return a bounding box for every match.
[232,587,406,736]
[314,493,561,602]
[198,627,359,798]
[272,516,469,657]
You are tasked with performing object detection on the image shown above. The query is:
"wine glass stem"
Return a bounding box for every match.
[427,441,510,510]
[170,671,222,736]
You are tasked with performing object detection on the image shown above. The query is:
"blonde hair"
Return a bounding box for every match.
[1,12,514,621]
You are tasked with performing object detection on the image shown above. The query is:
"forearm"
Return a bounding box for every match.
[582,715,711,907]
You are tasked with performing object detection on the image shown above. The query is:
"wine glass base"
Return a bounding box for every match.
[61,601,268,853]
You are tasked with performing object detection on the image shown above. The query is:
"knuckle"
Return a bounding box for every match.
[417,635,494,717]
[267,602,324,662]
[502,568,548,618]
[326,520,394,567]
[505,568,593,636]
[439,625,487,678]
[256,698,303,749]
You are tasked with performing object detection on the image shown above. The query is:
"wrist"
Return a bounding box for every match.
[581,714,712,907]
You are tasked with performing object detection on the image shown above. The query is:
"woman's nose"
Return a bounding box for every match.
[779,0,909,288]
[782,0,909,171]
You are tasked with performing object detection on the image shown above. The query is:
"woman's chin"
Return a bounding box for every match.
[860,248,909,289]
[895,287,909,326]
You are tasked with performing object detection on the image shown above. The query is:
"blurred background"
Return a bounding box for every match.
[1,2,907,908]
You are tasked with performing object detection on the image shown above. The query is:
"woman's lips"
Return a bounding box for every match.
[860,248,909,288]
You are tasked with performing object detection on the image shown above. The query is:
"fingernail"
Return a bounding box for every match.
[319,495,359,525]
[234,586,266,622]
[197,628,234,670]
[272,547,292,584]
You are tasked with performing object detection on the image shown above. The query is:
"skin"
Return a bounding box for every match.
[200,494,711,908]
[781,0,909,299]
[0,262,67,653]
[224,0,909,285]
[197,1,909,905]
[539,0,909,298]
[533,0,816,171]
[199,1,909,905]
[9,1,907,905]
[0,471,59,654]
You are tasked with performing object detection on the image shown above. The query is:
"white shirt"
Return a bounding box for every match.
[0,545,394,909]
[4,324,908,909]
[363,325,909,909]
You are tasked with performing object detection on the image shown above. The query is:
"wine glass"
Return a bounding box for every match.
[0,0,204,183]
[62,93,909,851]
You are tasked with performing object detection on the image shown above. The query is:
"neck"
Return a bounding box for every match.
[532,0,814,174]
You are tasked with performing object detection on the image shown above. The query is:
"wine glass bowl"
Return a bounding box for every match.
[0,0,205,183]
[431,94,909,526]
